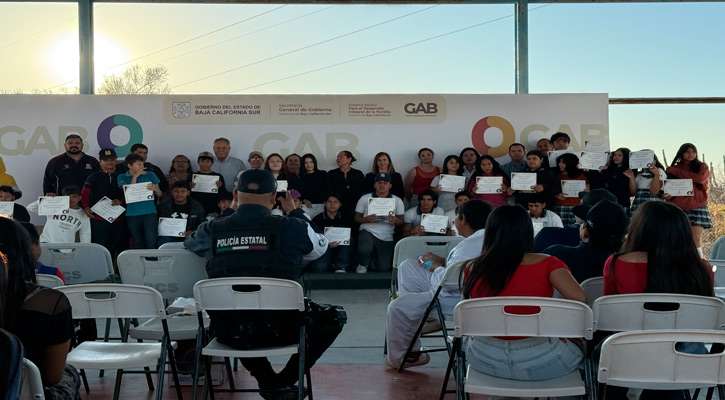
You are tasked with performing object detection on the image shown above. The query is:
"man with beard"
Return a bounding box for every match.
[42,134,100,197]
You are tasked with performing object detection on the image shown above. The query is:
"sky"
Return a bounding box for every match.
[1,1,724,166]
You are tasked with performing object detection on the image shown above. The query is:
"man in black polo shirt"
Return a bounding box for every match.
[43,134,100,197]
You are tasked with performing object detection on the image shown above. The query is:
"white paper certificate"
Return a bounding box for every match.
[191,174,220,193]
[561,180,587,198]
[547,149,575,168]
[324,227,351,245]
[123,183,154,204]
[663,179,694,196]
[578,152,609,170]
[301,204,324,219]
[158,217,187,237]
[90,196,126,223]
[421,214,449,234]
[629,150,655,169]
[37,196,70,216]
[438,175,466,193]
[475,176,504,194]
[276,180,288,192]
[0,202,14,217]
[366,198,395,219]
[511,173,537,191]
[584,140,610,153]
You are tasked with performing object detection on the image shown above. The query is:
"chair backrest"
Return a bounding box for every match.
[711,236,725,260]
[709,259,725,288]
[38,243,114,285]
[580,276,604,306]
[453,297,594,340]
[19,358,44,400]
[117,249,208,300]
[36,274,65,288]
[598,330,725,390]
[592,293,725,332]
[194,277,305,312]
[392,237,464,270]
[438,261,463,292]
[159,241,187,250]
[57,284,166,319]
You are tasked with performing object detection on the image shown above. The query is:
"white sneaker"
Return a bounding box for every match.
[356,265,368,274]
[334,268,346,274]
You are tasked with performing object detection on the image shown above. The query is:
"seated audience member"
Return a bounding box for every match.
[601,200,713,400]
[544,200,627,283]
[0,185,30,222]
[445,191,469,237]
[430,155,464,212]
[462,205,586,381]
[300,153,329,206]
[1,217,81,399]
[364,152,405,200]
[205,191,234,220]
[189,151,227,216]
[0,156,22,199]
[509,150,561,210]
[467,155,509,207]
[38,186,91,244]
[308,193,355,273]
[528,195,563,230]
[534,188,618,252]
[403,189,445,237]
[117,153,162,249]
[19,221,66,283]
[156,180,206,247]
[164,154,193,199]
[354,172,405,274]
[553,152,588,226]
[385,200,492,370]
[82,148,125,258]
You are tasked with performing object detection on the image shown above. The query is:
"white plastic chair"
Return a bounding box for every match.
[440,297,594,400]
[709,259,725,289]
[159,241,187,250]
[117,249,209,341]
[597,330,725,399]
[38,243,115,285]
[580,276,604,307]
[192,277,310,400]
[397,262,462,371]
[19,358,44,400]
[711,236,725,259]
[36,273,64,288]
[57,284,182,400]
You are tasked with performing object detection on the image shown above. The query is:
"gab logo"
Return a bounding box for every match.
[404,103,438,114]
[96,114,143,158]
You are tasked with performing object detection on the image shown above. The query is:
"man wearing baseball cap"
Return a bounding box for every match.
[185,169,335,399]
[353,172,405,274]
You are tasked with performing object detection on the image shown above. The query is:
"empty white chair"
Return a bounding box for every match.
[36,274,64,289]
[38,243,114,285]
[158,241,187,250]
[580,276,604,307]
[19,358,44,400]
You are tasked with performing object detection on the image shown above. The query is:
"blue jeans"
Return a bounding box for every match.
[126,213,158,249]
[465,336,583,381]
[307,241,352,272]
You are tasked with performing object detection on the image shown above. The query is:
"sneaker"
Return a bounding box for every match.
[259,386,298,400]
[384,352,430,370]
[356,265,368,274]
[421,319,442,334]
[334,267,346,274]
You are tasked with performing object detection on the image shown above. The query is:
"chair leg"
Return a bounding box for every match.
[156,340,168,400]
[299,327,307,400]
[113,369,124,400]
[191,330,204,400]
[204,355,215,400]
[224,357,236,390]
[80,368,90,393]
[168,343,183,400]
[439,339,458,400]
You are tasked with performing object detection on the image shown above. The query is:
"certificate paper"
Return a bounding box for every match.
[0,202,14,217]
[547,149,575,168]
[475,176,504,194]
[90,196,126,223]
[301,204,324,219]
[421,214,449,234]
[561,180,587,198]
[629,150,655,169]
[663,179,694,196]
[578,152,609,170]
[191,174,220,193]
[438,175,466,193]
[324,227,351,245]
[366,198,395,220]
[37,196,70,216]
[276,180,288,192]
[158,217,187,237]
[123,183,154,204]
[584,140,610,153]
[511,173,537,191]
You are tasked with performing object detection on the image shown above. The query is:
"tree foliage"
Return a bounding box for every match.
[97,64,171,95]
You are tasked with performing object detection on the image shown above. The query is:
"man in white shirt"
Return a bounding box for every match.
[528,196,564,229]
[403,189,445,237]
[385,200,492,369]
[354,172,405,274]
[211,137,246,192]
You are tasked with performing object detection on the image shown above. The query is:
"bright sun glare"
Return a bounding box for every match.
[48,33,129,87]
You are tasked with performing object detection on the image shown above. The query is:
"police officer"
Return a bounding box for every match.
[185,169,329,399]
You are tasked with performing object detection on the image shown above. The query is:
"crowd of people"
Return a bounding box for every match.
[0,130,717,400]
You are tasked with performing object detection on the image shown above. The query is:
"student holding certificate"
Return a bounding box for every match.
[309,193,355,273]
[467,155,509,207]
[82,148,126,258]
[156,181,205,247]
[553,153,588,226]
[117,153,162,249]
[664,143,712,256]
[429,155,464,212]
[600,148,634,212]
[630,153,667,214]
[403,189,445,237]
[509,150,561,211]
[189,151,227,217]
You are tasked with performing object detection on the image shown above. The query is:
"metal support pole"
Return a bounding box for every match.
[78,0,94,94]
[515,0,529,94]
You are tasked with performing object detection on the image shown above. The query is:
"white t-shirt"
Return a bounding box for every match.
[634,168,666,190]
[444,209,461,236]
[39,207,91,243]
[429,175,457,212]
[355,193,405,241]
[530,210,564,228]
[403,206,445,228]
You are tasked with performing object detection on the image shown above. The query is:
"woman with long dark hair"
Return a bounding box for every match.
[600,147,634,212]
[466,155,509,208]
[459,147,480,185]
[461,205,586,381]
[430,154,465,212]
[328,150,365,218]
[553,152,588,226]
[629,152,666,214]
[664,143,711,256]
[404,148,441,207]
[300,153,328,206]
[364,152,404,200]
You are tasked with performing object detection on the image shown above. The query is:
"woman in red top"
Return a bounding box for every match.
[553,153,589,226]
[664,143,711,256]
[404,148,441,207]
[461,205,586,381]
